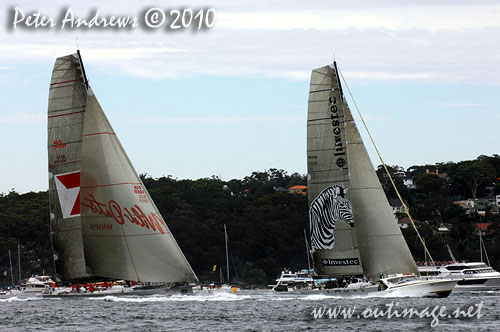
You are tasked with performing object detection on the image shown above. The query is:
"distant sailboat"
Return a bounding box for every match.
[204,224,239,293]
[46,51,197,295]
[306,62,457,297]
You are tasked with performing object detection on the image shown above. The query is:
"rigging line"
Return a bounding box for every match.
[338,66,436,267]
[480,234,491,266]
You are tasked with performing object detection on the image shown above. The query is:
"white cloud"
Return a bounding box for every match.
[0,1,500,84]
[136,115,303,123]
[420,102,490,107]
[343,71,436,81]
[0,112,45,123]
[218,6,500,32]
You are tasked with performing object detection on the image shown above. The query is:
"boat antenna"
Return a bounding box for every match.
[337,66,436,267]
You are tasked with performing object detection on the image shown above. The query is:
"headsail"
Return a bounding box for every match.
[80,90,197,282]
[344,97,418,281]
[307,64,363,276]
[48,52,198,283]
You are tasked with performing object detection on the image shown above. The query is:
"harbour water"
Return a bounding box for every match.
[1,290,498,331]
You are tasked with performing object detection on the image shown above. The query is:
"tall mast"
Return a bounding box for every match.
[76,49,89,91]
[224,224,229,282]
[479,233,491,265]
[423,239,427,263]
[8,250,14,286]
[446,244,457,263]
[17,242,21,283]
[479,232,483,263]
[304,229,311,272]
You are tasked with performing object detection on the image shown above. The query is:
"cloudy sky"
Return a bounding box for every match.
[1,0,499,194]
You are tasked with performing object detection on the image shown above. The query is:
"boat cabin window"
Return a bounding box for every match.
[445,266,466,271]
[387,275,417,284]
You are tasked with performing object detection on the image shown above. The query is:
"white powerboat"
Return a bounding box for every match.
[418,262,500,291]
[376,274,457,297]
[20,275,55,294]
[272,269,315,292]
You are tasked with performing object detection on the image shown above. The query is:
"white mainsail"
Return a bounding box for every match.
[307,63,417,280]
[48,54,89,281]
[48,52,198,283]
[307,64,363,276]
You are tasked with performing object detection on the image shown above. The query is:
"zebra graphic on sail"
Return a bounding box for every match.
[309,185,354,252]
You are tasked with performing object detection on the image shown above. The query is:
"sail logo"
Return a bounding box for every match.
[54,171,80,218]
[329,94,347,169]
[52,139,66,149]
[322,258,360,266]
[310,185,353,252]
[82,193,166,235]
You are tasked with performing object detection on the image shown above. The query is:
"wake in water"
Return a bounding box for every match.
[0,296,46,303]
[88,291,251,303]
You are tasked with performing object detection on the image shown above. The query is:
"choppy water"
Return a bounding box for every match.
[1,290,498,331]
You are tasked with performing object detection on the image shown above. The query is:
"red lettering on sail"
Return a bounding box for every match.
[53,139,67,149]
[109,200,125,225]
[82,194,166,235]
[133,185,148,203]
[148,212,166,235]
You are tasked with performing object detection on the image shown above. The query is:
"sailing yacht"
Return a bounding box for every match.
[305,62,457,297]
[203,224,239,293]
[45,51,198,296]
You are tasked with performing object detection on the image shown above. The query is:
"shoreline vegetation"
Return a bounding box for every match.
[1,155,499,287]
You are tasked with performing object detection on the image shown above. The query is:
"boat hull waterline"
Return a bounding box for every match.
[292,279,457,298]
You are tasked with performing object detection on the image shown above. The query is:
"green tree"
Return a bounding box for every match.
[455,159,496,199]
[415,173,446,195]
